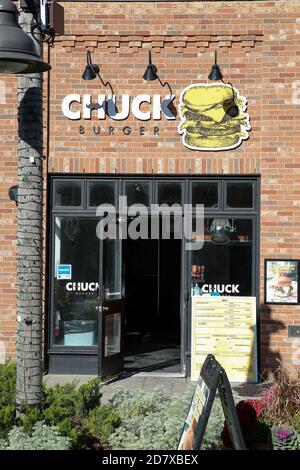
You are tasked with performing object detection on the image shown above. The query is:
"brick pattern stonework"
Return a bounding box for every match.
[56,33,263,54]
[1,1,300,375]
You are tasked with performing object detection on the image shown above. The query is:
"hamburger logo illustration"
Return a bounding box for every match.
[178,83,250,151]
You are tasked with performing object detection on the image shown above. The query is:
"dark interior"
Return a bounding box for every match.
[124,233,181,373]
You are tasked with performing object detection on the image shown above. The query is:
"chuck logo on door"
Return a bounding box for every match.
[178,83,250,151]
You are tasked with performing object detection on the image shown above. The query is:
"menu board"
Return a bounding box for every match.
[178,376,211,450]
[191,296,257,382]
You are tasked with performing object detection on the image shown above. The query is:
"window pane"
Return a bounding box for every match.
[104,313,121,356]
[55,181,82,207]
[158,182,183,205]
[53,217,99,346]
[104,239,121,300]
[191,218,253,296]
[192,182,218,208]
[227,182,253,208]
[89,181,116,207]
[125,182,150,206]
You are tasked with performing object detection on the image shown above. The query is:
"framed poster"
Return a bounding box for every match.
[265,259,299,305]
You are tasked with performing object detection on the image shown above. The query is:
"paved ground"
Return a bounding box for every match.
[44,372,271,403]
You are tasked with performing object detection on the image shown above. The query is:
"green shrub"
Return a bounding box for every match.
[76,378,102,416]
[22,406,44,434]
[0,422,71,450]
[84,404,121,445]
[0,404,19,440]
[293,410,300,434]
[54,417,84,448]
[37,378,102,447]
[43,378,102,421]
[269,426,299,450]
[0,361,16,408]
[108,387,229,450]
[0,366,107,449]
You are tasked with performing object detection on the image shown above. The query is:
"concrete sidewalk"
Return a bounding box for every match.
[44,372,271,403]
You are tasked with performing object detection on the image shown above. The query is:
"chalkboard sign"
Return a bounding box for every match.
[178,354,246,450]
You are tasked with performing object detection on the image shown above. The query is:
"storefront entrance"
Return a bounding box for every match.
[48,214,182,378]
[47,175,259,381]
[124,236,181,373]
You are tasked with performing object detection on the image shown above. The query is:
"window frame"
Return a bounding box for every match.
[224,179,256,211]
[87,179,119,211]
[53,178,85,211]
[122,178,153,208]
[155,179,185,207]
[189,179,221,212]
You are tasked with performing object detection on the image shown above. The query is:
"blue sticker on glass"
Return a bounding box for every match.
[56,264,72,280]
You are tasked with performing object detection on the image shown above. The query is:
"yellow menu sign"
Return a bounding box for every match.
[191,296,257,382]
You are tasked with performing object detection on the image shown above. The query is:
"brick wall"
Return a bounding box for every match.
[1,1,300,375]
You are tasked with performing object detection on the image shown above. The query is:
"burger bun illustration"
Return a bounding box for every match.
[178,83,250,151]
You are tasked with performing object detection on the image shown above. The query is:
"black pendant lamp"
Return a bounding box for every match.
[82,50,116,114]
[143,51,158,81]
[143,50,173,100]
[0,0,50,74]
[82,50,114,95]
[82,50,100,81]
[208,51,223,81]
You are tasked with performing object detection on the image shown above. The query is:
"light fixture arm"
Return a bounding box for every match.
[226,81,236,102]
[156,76,173,97]
[148,51,172,96]
[213,51,235,99]
[87,50,114,96]
[86,50,93,67]
[96,72,114,96]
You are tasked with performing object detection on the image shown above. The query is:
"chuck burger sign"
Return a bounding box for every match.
[61,84,250,150]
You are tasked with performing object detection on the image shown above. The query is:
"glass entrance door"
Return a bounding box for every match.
[51,215,124,377]
[98,237,124,378]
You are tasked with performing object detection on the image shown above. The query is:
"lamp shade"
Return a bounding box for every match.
[0,0,50,74]
[143,64,157,81]
[208,64,223,81]
[82,50,100,80]
[143,51,158,81]
[209,218,234,244]
[82,64,97,81]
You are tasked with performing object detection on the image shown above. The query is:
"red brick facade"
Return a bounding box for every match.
[1,1,300,375]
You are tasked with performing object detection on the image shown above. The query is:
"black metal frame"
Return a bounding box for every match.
[264,258,300,305]
[47,174,260,378]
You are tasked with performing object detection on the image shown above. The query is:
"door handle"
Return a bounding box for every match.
[95,306,109,312]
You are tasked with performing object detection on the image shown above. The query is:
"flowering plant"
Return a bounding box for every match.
[270,425,299,450]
